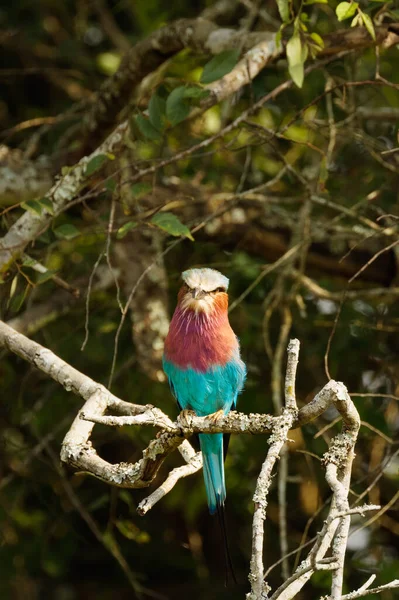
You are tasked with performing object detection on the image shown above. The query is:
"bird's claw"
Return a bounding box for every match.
[208,409,225,424]
[178,409,196,429]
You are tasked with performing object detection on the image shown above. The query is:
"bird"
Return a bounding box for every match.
[163,267,246,579]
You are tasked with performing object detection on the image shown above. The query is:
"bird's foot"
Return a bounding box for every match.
[207,409,225,424]
[178,409,197,429]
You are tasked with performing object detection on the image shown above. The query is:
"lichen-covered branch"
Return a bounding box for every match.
[0,144,52,205]
[0,122,128,279]
[78,19,399,152]
[268,381,361,600]
[0,321,396,599]
[247,339,299,600]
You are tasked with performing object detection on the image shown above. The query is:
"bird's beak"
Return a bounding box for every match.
[192,288,204,299]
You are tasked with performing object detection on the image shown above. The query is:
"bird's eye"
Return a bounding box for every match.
[214,287,226,293]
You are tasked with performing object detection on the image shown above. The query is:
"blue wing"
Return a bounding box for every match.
[162,358,246,416]
[163,357,246,514]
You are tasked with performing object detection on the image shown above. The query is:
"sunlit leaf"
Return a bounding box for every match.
[336,2,359,21]
[287,32,305,88]
[360,11,376,40]
[9,274,18,298]
[310,32,325,49]
[276,0,290,23]
[150,212,194,240]
[275,28,283,49]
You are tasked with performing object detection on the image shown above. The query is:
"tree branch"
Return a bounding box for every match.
[0,321,396,599]
[247,339,299,600]
[0,122,128,279]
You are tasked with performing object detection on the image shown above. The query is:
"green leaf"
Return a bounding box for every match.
[286,32,305,88]
[275,28,283,49]
[103,529,116,552]
[131,182,152,198]
[149,93,166,131]
[116,221,138,239]
[54,224,80,240]
[135,113,162,140]
[36,269,58,284]
[98,321,117,333]
[85,154,108,176]
[9,274,18,299]
[150,212,194,241]
[37,197,54,215]
[9,286,29,312]
[21,200,43,216]
[166,87,190,126]
[38,231,51,244]
[200,49,240,84]
[115,520,150,543]
[310,32,325,49]
[105,178,117,192]
[304,0,328,4]
[336,2,359,21]
[360,11,376,40]
[276,0,290,22]
[182,86,210,101]
[21,256,37,267]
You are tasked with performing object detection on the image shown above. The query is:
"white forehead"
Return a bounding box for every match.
[182,268,229,292]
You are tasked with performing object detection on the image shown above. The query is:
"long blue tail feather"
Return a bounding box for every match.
[200,433,237,585]
[199,433,225,514]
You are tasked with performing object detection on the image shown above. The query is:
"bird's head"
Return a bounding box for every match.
[177,268,229,316]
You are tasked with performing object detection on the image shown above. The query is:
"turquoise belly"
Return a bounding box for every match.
[162,358,246,416]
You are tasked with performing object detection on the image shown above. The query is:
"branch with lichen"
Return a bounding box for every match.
[0,320,397,599]
[0,122,128,279]
[2,17,399,280]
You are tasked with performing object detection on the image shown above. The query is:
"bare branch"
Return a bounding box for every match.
[247,339,299,600]
[338,579,399,600]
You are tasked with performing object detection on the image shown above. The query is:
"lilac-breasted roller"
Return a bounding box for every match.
[163,268,246,517]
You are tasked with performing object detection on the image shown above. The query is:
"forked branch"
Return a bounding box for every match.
[0,320,397,599]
